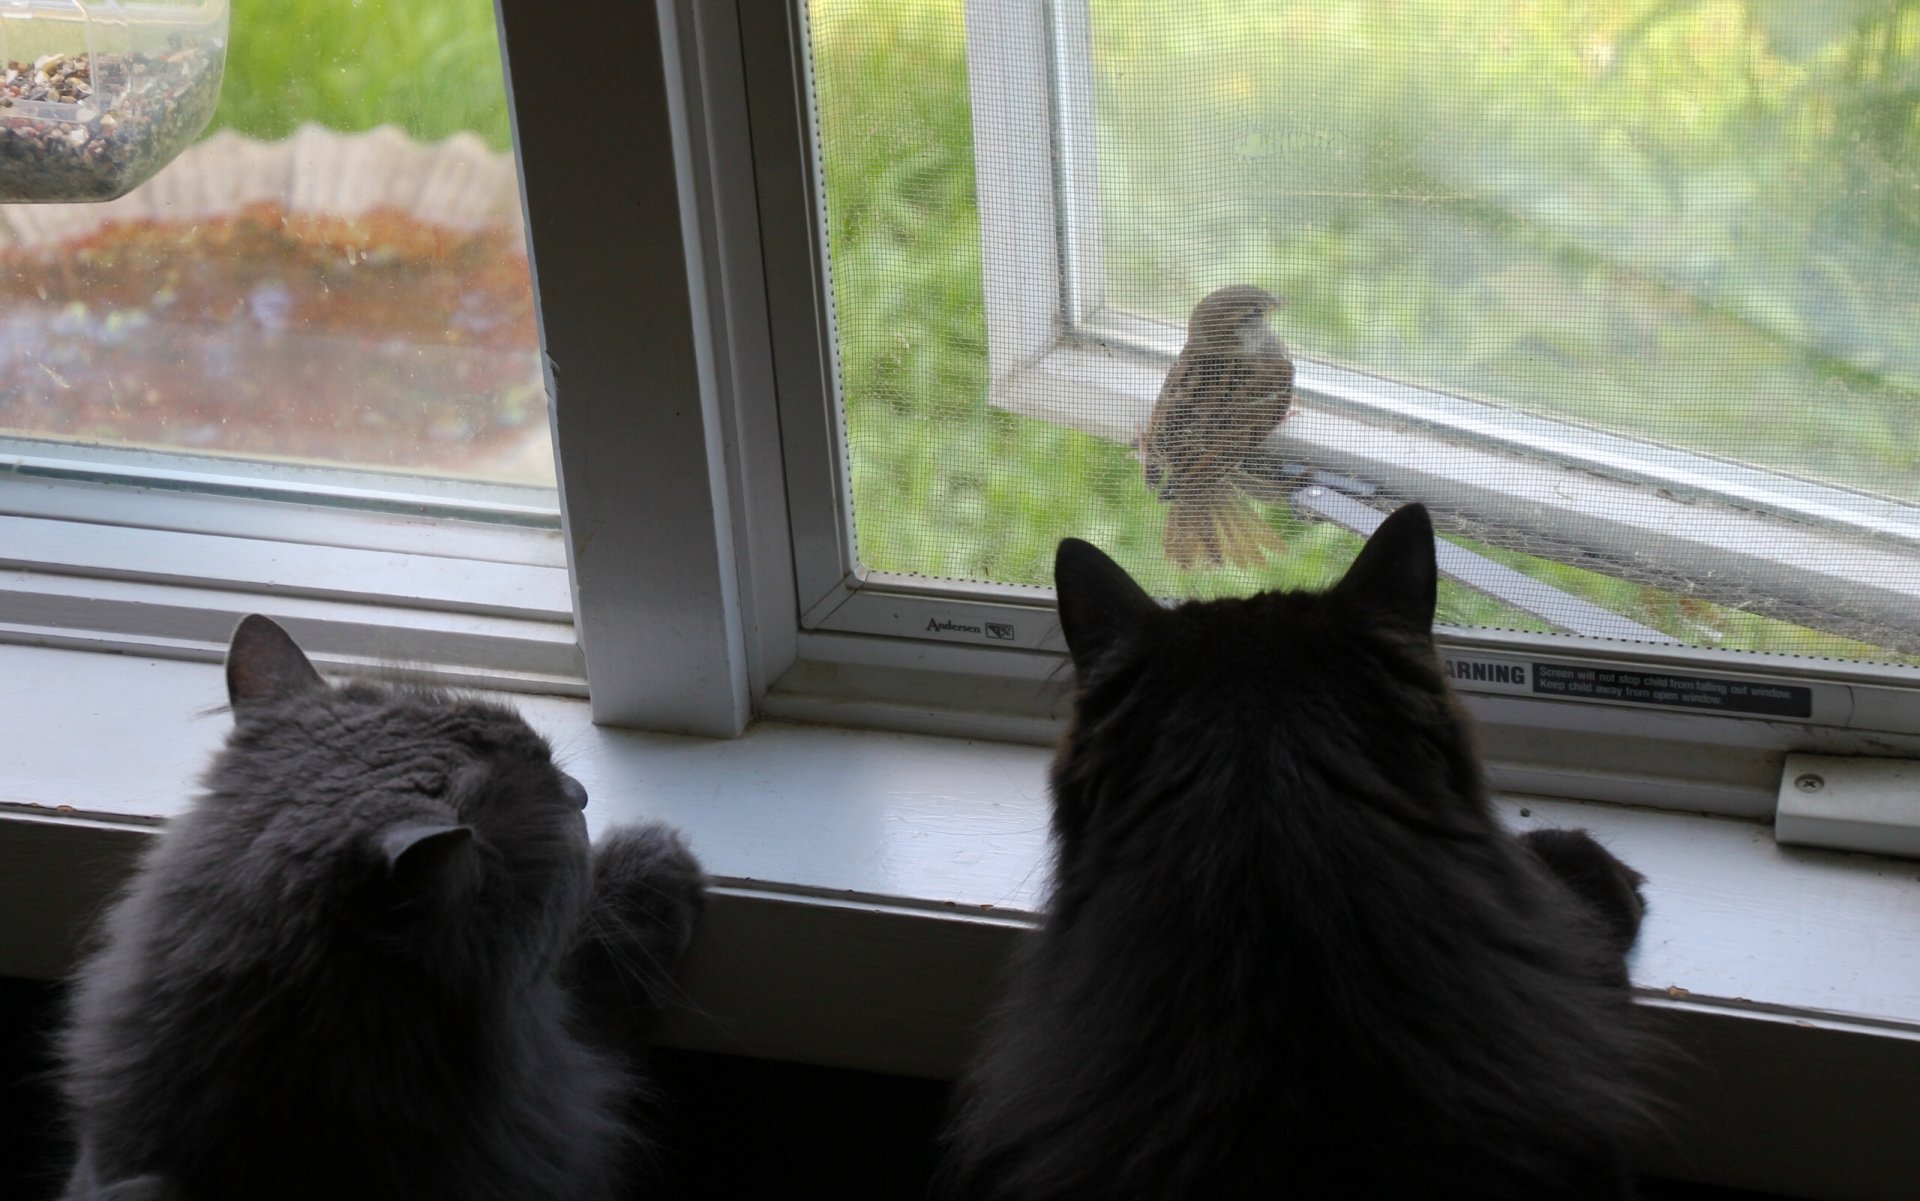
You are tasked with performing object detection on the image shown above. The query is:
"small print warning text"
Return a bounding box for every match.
[1530,664,1811,718]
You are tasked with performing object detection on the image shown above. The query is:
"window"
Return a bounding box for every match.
[2,0,548,486]
[818,0,1920,655]
[5,7,1919,1193]
[9,2,1920,793]
[704,0,1920,825]
[0,0,577,689]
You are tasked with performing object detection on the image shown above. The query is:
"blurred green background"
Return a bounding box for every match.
[202,0,1914,660]
[210,0,512,147]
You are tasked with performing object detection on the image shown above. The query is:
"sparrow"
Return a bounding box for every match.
[1138,285,1295,569]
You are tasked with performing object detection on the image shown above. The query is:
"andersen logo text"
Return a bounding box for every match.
[927,617,1017,641]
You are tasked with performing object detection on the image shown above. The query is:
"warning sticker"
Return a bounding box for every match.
[1529,663,1812,718]
[1444,657,1533,694]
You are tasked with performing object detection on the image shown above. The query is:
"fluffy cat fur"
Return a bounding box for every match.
[55,616,705,1201]
[941,504,1657,1200]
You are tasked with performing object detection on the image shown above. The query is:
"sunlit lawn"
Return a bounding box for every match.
[211,0,511,146]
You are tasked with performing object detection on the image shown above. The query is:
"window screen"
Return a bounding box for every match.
[811,0,1920,663]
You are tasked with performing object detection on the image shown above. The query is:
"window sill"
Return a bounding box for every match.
[2,644,1918,1199]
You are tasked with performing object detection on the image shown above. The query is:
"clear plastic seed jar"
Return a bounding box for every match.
[0,0,227,202]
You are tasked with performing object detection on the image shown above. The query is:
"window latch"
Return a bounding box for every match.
[1775,753,1920,860]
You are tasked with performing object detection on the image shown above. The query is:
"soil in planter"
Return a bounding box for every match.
[0,201,548,482]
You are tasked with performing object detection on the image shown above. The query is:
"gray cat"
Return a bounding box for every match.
[55,615,705,1201]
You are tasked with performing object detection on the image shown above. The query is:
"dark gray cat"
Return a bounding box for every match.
[941,504,1658,1200]
[55,615,705,1201]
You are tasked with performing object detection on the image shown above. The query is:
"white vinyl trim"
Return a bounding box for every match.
[965,0,1069,379]
[0,437,562,525]
[3,643,1918,1201]
[743,0,862,616]
[0,516,569,620]
[990,339,1920,653]
[7,647,1917,1029]
[1080,309,1920,551]
[686,0,802,704]
[498,0,753,736]
[0,461,564,565]
[0,471,581,688]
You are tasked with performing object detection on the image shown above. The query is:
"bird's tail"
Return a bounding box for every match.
[1162,491,1285,570]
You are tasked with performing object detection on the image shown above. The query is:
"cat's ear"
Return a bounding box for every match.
[1334,503,1437,637]
[1055,538,1157,675]
[226,615,324,709]
[380,823,479,905]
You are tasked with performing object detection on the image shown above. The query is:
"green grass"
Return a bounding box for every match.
[811,0,1919,661]
[210,0,511,147]
[811,2,1550,624]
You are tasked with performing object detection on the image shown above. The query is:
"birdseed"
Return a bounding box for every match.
[0,44,223,202]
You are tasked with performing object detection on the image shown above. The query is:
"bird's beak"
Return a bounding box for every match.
[1270,296,1287,310]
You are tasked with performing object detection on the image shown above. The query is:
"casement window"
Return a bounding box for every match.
[698,0,1920,842]
[5,3,1920,1196]
[24,2,1918,781]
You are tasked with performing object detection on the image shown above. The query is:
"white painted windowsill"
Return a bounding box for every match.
[2,644,1918,1199]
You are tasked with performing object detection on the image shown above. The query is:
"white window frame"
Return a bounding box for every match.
[0,443,584,691]
[0,4,1914,761]
[693,0,1920,822]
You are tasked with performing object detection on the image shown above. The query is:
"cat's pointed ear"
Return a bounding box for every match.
[380,823,478,904]
[1334,504,1437,637]
[226,615,324,709]
[1055,538,1157,675]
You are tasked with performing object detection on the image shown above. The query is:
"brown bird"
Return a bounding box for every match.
[1139,285,1295,569]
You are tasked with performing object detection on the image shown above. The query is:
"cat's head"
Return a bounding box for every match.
[1049,504,1480,854]
[194,616,593,984]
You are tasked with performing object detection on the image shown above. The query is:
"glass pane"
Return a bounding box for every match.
[1091,1,1920,496]
[0,0,549,488]
[811,1,1920,665]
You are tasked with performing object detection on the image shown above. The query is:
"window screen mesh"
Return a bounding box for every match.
[810,0,1920,663]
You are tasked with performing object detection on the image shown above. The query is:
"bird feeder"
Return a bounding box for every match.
[0,0,227,202]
